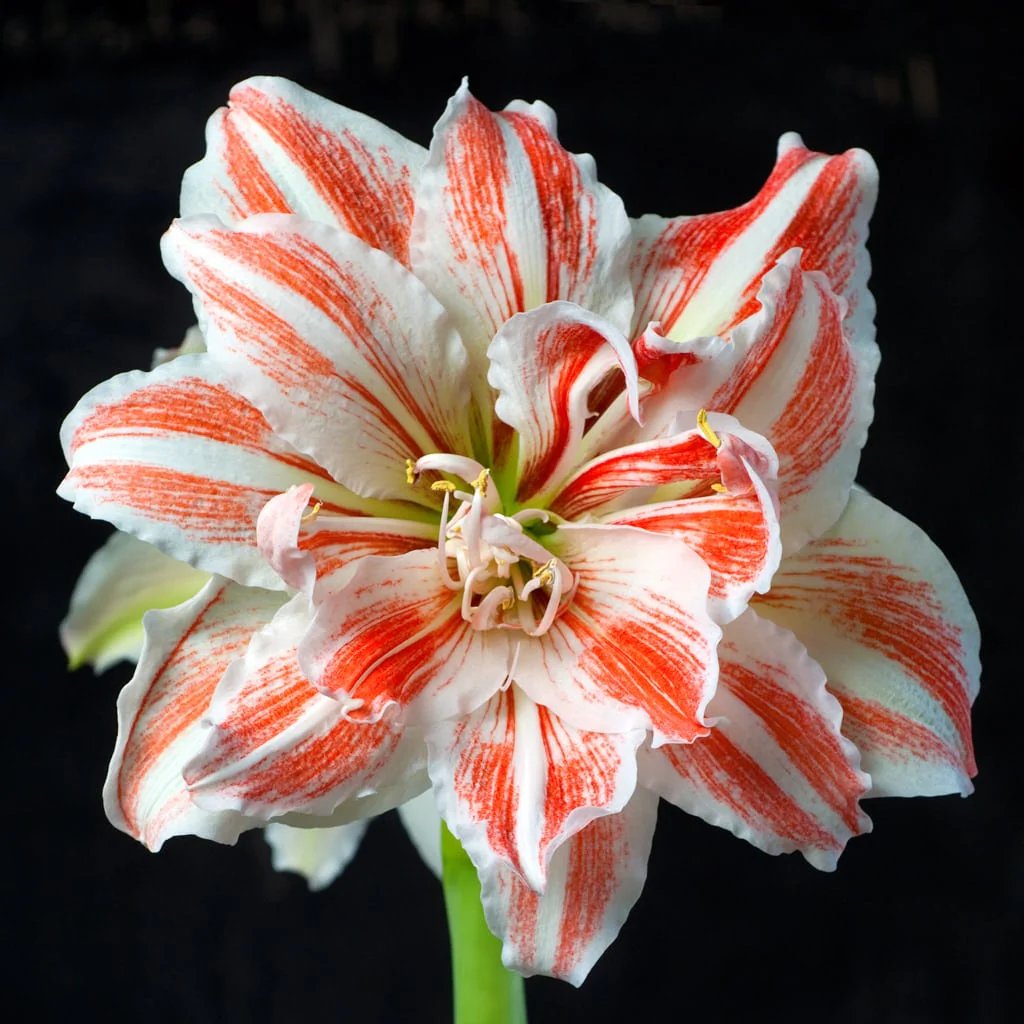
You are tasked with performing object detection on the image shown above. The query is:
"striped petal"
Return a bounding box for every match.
[644,253,878,551]
[61,532,209,671]
[161,214,472,502]
[59,356,378,589]
[410,80,633,375]
[186,594,424,821]
[550,411,775,521]
[480,786,658,986]
[604,434,781,624]
[515,524,720,745]
[643,609,871,870]
[264,820,369,891]
[181,76,425,265]
[487,302,640,504]
[631,132,877,345]
[257,482,435,599]
[427,685,643,890]
[754,488,980,798]
[300,549,512,724]
[103,578,286,851]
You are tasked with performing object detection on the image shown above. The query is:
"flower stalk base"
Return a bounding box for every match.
[441,824,528,1024]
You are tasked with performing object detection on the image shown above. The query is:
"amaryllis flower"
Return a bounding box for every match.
[59,77,979,987]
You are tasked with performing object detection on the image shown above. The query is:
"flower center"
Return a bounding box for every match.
[410,453,575,636]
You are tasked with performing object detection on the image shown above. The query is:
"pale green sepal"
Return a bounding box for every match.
[62,531,210,672]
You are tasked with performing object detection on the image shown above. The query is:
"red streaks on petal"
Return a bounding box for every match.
[445,95,524,320]
[299,527,431,582]
[229,84,416,262]
[765,546,975,767]
[662,731,839,852]
[502,110,597,305]
[219,109,291,220]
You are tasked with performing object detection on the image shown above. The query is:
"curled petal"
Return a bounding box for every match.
[411,80,633,372]
[479,787,658,986]
[755,488,980,797]
[181,76,425,264]
[605,439,781,624]
[643,609,871,870]
[58,356,376,589]
[257,483,435,598]
[487,301,640,503]
[264,820,369,891]
[103,578,286,851]
[645,254,878,551]
[631,133,877,344]
[61,532,209,671]
[427,685,643,890]
[516,524,720,745]
[161,214,472,502]
[550,411,776,521]
[300,550,512,724]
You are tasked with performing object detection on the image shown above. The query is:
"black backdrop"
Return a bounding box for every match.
[4,2,1019,1021]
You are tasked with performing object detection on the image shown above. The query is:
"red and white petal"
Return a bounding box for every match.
[479,786,658,986]
[427,685,643,891]
[410,81,633,371]
[754,488,980,798]
[61,531,209,672]
[649,255,878,551]
[631,133,877,344]
[185,594,424,821]
[59,355,377,589]
[264,820,369,891]
[162,214,472,502]
[181,76,425,265]
[643,609,871,870]
[515,524,720,745]
[257,483,435,599]
[487,302,640,503]
[605,439,781,624]
[103,578,286,851]
[550,411,775,521]
[300,549,512,724]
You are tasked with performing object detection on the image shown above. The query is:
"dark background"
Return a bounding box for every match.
[3,1,1019,1020]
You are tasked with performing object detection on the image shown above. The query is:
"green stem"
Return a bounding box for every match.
[441,824,528,1024]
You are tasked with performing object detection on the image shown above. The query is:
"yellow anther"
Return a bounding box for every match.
[301,500,323,523]
[697,408,722,449]
[471,467,491,492]
[501,593,517,611]
[711,483,728,494]
[431,480,458,493]
[405,458,416,485]
[532,559,556,586]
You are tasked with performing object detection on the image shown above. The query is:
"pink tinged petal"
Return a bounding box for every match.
[515,524,720,745]
[180,76,426,264]
[479,786,658,986]
[605,435,782,625]
[58,355,379,589]
[630,133,878,344]
[410,80,633,371]
[300,549,512,724]
[550,410,776,521]
[61,531,209,672]
[185,594,424,821]
[161,214,472,502]
[652,254,878,552]
[103,578,286,851]
[487,302,640,503]
[754,488,980,798]
[257,483,435,598]
[643,609,871,870]
[427,685,643,891]
[264,820,369,891]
